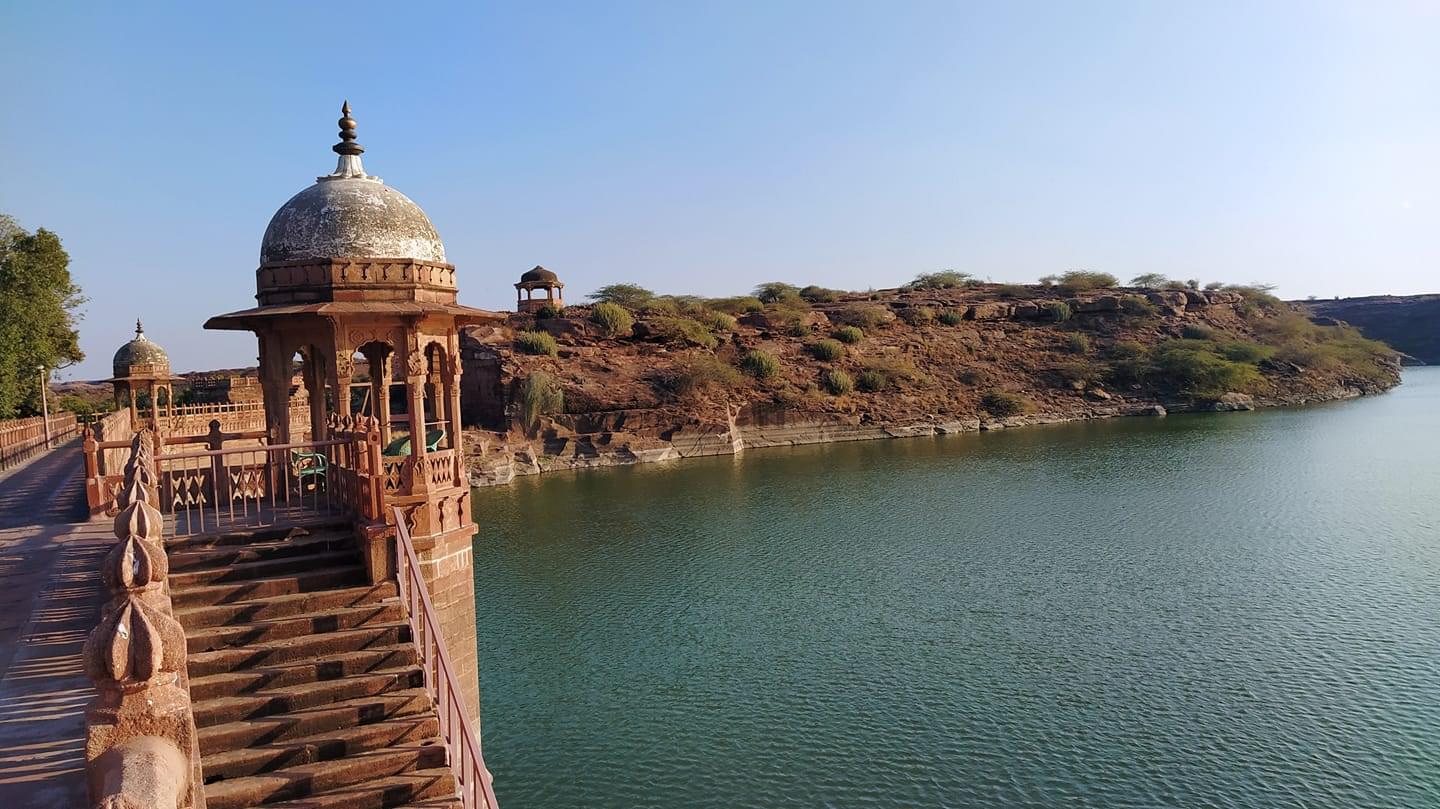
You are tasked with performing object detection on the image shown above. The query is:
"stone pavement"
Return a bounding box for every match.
[0,441,107,808]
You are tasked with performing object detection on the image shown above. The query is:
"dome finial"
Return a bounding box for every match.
[321,100,379,182]
[135,318,144,337]
[334,100,363,156]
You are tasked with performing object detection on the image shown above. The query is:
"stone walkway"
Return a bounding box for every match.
[0,441,107,808]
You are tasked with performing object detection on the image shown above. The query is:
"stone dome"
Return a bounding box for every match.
[519,265,559,285]
[259,102,446,265]
[113,321,170,378]
[260,178,446,264]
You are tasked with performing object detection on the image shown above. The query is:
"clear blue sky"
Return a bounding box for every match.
[1,1,1435,380]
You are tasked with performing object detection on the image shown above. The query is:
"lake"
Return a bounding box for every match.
[471,368,1440,808]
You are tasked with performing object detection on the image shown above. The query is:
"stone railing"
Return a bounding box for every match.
[82,429,206,809]
[165,401,310,439]
[393,506,498,809]
[0,411,78,472]
[83,410,136,512]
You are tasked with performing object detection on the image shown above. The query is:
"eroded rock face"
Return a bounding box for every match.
[1305,294,1440,364]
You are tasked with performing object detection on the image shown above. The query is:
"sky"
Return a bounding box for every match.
[1,1,1436,380]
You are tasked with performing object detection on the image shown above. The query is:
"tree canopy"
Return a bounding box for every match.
[0,215,85,417]
[587,283,655,309]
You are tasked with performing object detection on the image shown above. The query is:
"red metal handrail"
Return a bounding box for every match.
[392,506,499,809]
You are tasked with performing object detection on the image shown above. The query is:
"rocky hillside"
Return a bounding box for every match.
[1305,294,1439,365]
[460,281,1401,485]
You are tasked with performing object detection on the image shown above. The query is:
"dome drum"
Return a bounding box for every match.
[257,257,459,307]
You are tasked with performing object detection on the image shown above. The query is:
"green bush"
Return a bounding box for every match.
[900,307,935,326]
[1066,333,1090,354]
[981,391,1033,417]
[514,330,558,356]
[673,357,741,395]
[652,317,719,349]
[590,302,635,336]
[785,319,814,337]
[702,310,738,331]
[1057,270,1119,292]
[638,298,681,316]
[1052,360,1103,386]
[862,356,930,387]
[741,349,780,379]
[906,270,974,289]
[833,325,864,344]
[1150,340,1261,397]
[587,283,654,308]
[1107,341,1150,386]
[856,369,887,392]
[1219,340,1275,363]
[835,305,890,329]
[938,308,965,326]
[799,285,842,303]
[1181,323,1217,341]
[822,369,854,395]
[533,304,562,319]
[706,295,764,314]
[1042,301,1072,322]
[810,339,844,361]
[1119,295,1158,317]
[995,284,1035,299]
[519,372,564,432]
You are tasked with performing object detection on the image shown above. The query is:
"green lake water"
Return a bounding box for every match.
[471,368,1440,808]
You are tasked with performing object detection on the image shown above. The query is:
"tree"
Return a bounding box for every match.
[0,215,85,417]
[905,270,973,290]
[586,283,655,309]
[753,282,800,303]
[1129,273,1169,288]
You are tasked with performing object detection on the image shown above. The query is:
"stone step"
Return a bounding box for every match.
[254,768,457,809]
[188,623,410,678]
[168,531,353,572]
[204,741,450,809]
[188,645,417,702]
[193,666,425,728]
[170,549,361,588]
[176,583,398,628]
[199,688,433,755]
[165,520,350,552]
[201,716,441,782]
[187,601,403,652]
[171,565,367,609]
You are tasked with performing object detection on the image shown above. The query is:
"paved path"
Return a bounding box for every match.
[0,442,107,808]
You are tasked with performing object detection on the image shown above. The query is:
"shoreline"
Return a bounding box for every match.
[466,383,1384,488]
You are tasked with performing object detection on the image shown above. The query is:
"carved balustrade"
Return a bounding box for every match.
[0,411,79,471]
[83,428,206,809]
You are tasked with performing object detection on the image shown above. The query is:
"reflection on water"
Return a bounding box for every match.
[472,369,1440,809]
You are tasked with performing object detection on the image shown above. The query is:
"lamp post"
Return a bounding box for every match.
[38,365,52,449]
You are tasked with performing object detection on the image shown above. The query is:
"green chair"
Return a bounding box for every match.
[290,448,328,491]
[381,429,445,457]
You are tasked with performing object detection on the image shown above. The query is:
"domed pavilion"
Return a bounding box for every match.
[514,265,564,312]
[107,319,179,423]
[204,102,499,714]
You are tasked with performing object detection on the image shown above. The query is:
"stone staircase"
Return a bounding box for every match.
[167,521,462,809]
